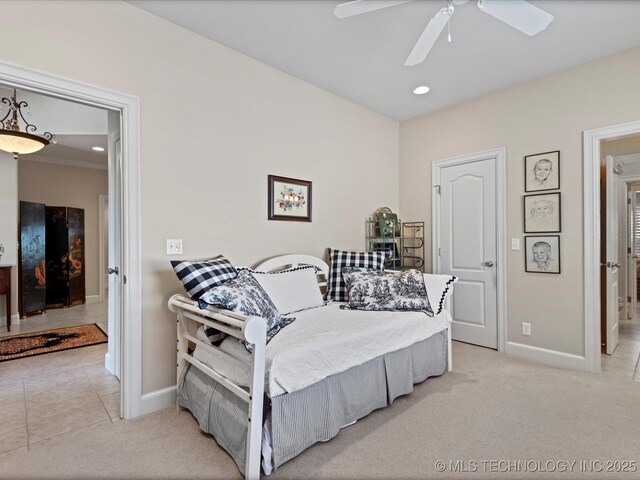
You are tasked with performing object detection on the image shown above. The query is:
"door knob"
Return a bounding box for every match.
[484,261,494,267]
[108,267,119,275]
[612,263,621,269]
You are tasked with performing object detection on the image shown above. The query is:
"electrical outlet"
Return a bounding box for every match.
[511,238,520,250]
[522,322,531,336]
[166,239,183,255]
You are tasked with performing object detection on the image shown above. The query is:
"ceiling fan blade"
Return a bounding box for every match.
[404,7,452,66]
[477,0,553,36]
[334,0,414,19]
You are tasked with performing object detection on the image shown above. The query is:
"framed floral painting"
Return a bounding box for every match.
[268,175,312,222]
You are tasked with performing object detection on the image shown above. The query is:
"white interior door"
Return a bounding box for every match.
[106,118,123,382]
[605,154,620,354]
[437,156,498,349]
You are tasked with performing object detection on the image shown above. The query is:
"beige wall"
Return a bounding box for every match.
[400,47,640,358]
[602,135,640,158]
[18,160,108,299]
[0,2,399,393]
[0,152,18,325]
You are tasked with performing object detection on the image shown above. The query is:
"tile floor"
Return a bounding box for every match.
[601,307,640,381]
[0,302,108,337]
[0,301,116,455]
[0,342,119,456]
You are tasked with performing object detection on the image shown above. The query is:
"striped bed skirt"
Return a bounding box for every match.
[179,328,448,475]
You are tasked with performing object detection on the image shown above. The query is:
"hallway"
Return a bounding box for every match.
[601,307,640,381]
[0,303,107,338]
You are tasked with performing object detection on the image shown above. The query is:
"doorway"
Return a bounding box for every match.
[0,59,141,418]
[584,120,640,374]
[432,148,507,351]
[599,140,640,379]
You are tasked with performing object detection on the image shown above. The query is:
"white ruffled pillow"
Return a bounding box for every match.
[423,273,458,315]
[244,266,324,315]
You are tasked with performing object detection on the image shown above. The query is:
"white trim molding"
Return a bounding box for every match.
[505,342,586,371]
[140,386,177,416]
[431,147,508,353]
[85,295,101,305]
[0,314,19,328]
[0,58,143,419]
[98,194,108,305]
[583,119,640,373]
[105,351,115,375]
[21,153,107,171]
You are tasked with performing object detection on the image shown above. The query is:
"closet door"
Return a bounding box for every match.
[67,207,85,306]
[19,201,46,317]
[46,206,69,308]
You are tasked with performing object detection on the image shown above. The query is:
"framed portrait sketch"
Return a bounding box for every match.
[268,175,312,222]
[524,192,561,233]
[525,150,560,192]
[525,235,560,274]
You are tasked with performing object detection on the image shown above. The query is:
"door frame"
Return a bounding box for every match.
[584,120,640,372]
[432,147,508,352]
[98,194,108,305]
[623,167,640,319]
[0,58,143,418]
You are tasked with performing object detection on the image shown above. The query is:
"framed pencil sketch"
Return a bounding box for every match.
[525,235,560,274]
[524,192,561,233]
[268,175,312,222]
[525,150,560,192]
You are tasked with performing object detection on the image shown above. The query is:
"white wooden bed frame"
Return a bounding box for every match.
[168,254,452,480]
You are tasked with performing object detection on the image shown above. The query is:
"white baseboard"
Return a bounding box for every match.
[0,314,20,328]
[85,295,101,305]
[505,341,586,371]
[140,385,177,416]
[105,352,115,375]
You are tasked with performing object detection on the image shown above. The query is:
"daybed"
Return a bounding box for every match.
[167,254,453,479]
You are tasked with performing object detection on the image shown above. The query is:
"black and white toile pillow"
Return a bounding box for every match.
[327,249,386,302]
[197,270,294,351]
[171,255,237,300]
[341,267,434,315]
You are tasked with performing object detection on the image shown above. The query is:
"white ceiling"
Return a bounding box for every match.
[131,0,640,121]
[0,87,108,168]
[28,135,108,170]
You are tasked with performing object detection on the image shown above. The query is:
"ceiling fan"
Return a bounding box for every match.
[334,0,554,66]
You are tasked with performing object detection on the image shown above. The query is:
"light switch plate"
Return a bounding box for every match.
[166,239,183,255]
[511,238,520,250]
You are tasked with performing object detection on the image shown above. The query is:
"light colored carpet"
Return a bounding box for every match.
[2,342,640,479]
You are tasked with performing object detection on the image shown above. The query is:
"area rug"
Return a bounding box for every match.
[0,324,107,362]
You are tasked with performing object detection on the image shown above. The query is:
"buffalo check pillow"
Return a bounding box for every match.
[170,255,237,300]
[327,249,386,302]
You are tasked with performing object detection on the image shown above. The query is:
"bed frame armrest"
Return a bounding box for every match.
[168,294,266,480]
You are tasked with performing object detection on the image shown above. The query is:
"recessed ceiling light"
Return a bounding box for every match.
[92,146,105,152]
[413,86,430,95]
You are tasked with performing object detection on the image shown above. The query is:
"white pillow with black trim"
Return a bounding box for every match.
[171,255,236,300]
[423,273,458,315]
[243,265,324,315]
[327,249,386,302]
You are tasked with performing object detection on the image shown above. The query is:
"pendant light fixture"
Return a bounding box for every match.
[0,89,54,159]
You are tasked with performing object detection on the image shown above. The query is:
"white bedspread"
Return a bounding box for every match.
[194,302,450,397]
